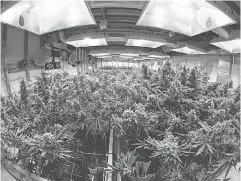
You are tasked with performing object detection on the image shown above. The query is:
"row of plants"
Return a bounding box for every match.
[1,60,240,181]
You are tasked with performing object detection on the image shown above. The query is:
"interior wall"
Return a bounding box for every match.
[1,25,42,96]
[171,54,240,88]
[7,26,24,63]
[232,54,240,88]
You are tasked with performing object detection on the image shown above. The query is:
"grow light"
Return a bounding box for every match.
[91,53,110,57]
[210,39,241,54]
[149,55,167,58]
[126,39,166,48]
[120,53,140,57]
[171,47,206,54]
[137,0,235,36]
[66,38,108,47]
[144,57,156,60]
[119,55,133,59]
[0,0,96,35]
[99,56,112,59]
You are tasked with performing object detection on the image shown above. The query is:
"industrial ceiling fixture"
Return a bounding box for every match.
[120,53,140,57]
[126,39,166,48]
[0,0,96,35]
[171,46,206,54]
[66,37,108,47]
[148,55,167,58]
[137,0,236,36]
[211,39,240,53]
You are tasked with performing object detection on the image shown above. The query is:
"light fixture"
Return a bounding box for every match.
[126,39,166,48]
[171,47,206,54]
[210,39,240,54]
[90,53,110,57]
[66,38,108,47]
[144,57,156,60]
[136,0,235,36]
[98,55,111,59]
[0,0,96,35]
[120,53,140,57]
[149,55,167,58]
[119,55,133,59]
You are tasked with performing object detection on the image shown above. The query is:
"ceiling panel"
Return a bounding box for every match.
[0,0,96,35]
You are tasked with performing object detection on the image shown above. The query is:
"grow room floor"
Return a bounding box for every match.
[1,166,17,181]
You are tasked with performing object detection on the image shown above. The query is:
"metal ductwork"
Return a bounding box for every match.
[212,27,231,40]
[206,47,229,54]
[58,31,66,42]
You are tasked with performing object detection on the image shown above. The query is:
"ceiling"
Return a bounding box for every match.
[1,0,240,61]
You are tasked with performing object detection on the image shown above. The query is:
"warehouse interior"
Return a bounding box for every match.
[1,1,240,181]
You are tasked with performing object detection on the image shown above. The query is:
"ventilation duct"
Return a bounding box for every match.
[212,27,231,40]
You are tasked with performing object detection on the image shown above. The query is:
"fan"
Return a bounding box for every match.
[32,47,51,66]
[68,51,77,65]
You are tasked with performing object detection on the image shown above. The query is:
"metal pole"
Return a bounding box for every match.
[229,54,234,78]
[106,128,113,181]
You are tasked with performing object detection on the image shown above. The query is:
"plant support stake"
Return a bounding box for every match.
[105,128,113,181]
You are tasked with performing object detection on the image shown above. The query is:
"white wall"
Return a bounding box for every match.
[171,54,240,87]
[7,26,24,63]
[1,25,41,96]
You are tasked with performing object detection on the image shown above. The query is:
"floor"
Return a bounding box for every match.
[1,166,17,181]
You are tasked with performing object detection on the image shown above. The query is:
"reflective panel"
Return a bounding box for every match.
[149,55,167,58]
[211,39,241,53]
[120,53,140,57]
[171,47,206,54]
[126,39,166,48]
[91,53,110,57]
[137,0,235,36]
[66,38,108,47]
[0,0,95,35]
[145,57,156,60]
[119,55,133,59]
[99,55,112,59]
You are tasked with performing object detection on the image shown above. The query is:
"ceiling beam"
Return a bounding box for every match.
[206,0,240,23]
[88,45,167,56]
[1,0,20,14]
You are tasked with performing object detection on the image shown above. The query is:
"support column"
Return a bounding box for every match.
[61,43,67,71]
[229,54,234,78]
[76,48,81,75]
[107,129,113,181]
[2,24,11,94]
[80,48,85,73]
[85,49,89,73]
[24,31,30,81]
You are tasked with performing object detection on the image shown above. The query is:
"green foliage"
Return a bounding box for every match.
[1,63,240,181]
[20,79,28,106]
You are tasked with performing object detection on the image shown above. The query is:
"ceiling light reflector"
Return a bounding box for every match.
[0,0,96,35]
[126,39,166,48]
[137,0,235,36]
[171,47,206,54]
[211,39,241,54]
[66,38,107,47]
